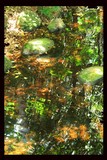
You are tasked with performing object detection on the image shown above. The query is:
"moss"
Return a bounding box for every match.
[48,18,65,32]
[22,38,54,55]
[17,10,41,32]
[78,66,103,85]
[4,56,12,73]
[39,6,61,19]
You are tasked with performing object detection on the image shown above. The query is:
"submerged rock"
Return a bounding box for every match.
[22,38,54,56]
[47,18,65,32]
[14,119,30,135]
[78,66,103,85]
[14,103,29,137]
[17,10,41,32]
[4,56,12,73]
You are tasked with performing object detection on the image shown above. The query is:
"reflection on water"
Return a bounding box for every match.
[5,101,32,143]
[5,105,36,154]
[14,102,29,137]
[14,118,30,138]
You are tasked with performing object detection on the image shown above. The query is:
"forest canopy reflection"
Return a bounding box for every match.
[4,6,103,155]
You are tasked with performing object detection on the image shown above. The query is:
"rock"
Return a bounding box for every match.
[18,105,26,115]
[14,120,29,135]
[47,18,65,32]
[22,38,54,56]
[14,103,29,136]
[4,56,12,73]
[78,66,103,85]
[18,127,30,134]
[17,10,41,32]
[36,56,57,69]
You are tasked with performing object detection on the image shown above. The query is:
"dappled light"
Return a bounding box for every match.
[4,6,103,155]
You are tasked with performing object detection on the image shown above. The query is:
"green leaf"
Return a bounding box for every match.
[7,102,15,106]
[65,28,71,32]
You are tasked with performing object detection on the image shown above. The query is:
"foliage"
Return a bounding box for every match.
[4,138,34,155]
[26,98,47,116]
[49,62,72,80]
[5,102,15,115]
[39,6,61,19]
[77,7,103,66]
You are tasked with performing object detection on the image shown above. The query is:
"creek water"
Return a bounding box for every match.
[14,103,30,141]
